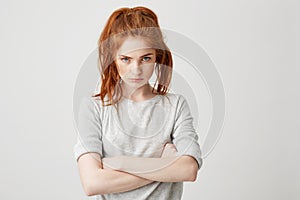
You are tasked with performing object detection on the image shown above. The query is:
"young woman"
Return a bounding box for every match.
[73,6,203,200]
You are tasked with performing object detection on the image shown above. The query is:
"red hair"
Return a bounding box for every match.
[93,6,173,106]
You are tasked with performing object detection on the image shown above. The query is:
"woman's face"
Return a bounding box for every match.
[114,36,156,90]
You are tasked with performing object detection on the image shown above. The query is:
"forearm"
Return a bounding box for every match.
[102,155,198,182]
[77,153,154,196]
[88,168,154,195]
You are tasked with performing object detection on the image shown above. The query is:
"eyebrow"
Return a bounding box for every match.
[118,53,154,58]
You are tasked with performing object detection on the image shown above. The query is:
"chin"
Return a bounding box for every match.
[126,81,148,88]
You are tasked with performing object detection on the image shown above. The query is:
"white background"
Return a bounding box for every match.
[0,0,299,199]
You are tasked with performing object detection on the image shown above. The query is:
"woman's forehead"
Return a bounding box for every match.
[117,37,155,56]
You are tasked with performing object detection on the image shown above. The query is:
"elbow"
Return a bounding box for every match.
[83,180,106,196]
[83,183,97,197]
[184,157,201,182]
[82,170,107,196]
[186,164,198,182]
[83,183,96,197]
[187,173,197,182]
[82,181,99,196]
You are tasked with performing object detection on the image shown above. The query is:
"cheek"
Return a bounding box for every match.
[115,61,129,77]
[144,64,155,77]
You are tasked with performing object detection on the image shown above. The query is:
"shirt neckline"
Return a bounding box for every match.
[121,94,161,104]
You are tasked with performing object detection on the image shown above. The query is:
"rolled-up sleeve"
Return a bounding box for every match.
[171,95,203,170]
[73,97,103,162]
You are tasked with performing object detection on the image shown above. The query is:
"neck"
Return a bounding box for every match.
[121,83,155,101]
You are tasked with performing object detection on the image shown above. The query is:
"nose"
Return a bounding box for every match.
[130,60,142,75]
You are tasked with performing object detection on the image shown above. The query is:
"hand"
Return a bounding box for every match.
[102,156,124,170]
[102,161,114,170]
[161,143,178,158]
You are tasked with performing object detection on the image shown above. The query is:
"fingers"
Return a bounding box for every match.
[164,143,177,150]
[161,142,178,158]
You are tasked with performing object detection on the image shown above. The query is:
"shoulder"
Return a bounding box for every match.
[159,92,189,112]
[79,96,103,114]
[162,92,187,104]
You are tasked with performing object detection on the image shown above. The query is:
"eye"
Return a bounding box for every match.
[142,56,151,62]
[121,57,130,63]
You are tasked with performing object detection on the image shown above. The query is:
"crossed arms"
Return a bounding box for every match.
[77,143,199,196]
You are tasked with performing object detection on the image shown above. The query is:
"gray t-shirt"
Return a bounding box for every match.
[73,93,202,200]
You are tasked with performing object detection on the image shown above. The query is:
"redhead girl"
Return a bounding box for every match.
[74,6,203,200]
